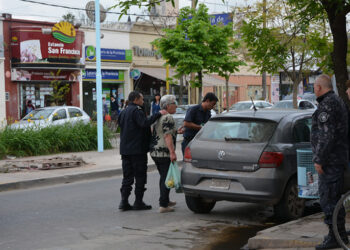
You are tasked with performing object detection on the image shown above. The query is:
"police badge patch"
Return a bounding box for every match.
[319,112,329,122]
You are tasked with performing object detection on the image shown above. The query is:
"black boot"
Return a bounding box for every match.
[315,225,340,250]
[118,199,133,211]
[132,201,152,210]
[133,190,152,210]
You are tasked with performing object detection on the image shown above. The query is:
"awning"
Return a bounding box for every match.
[137,67,236,87]
[138,67,176,82]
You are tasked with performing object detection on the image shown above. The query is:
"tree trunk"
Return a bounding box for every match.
[179,75,183,105]
[225,76,229,109]
[323,2,349,106]
[198,71,203,103]
[292,79,299,109]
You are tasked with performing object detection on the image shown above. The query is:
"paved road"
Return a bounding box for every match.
[0,171,274,250]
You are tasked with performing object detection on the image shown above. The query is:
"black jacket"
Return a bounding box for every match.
[118,103,161,155]
[311,91,348,173]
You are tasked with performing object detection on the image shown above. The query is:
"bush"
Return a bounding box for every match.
[0,122,112,159]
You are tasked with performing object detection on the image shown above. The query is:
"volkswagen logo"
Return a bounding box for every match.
[217,150,225,160]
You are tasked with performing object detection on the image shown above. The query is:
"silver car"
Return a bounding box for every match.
[10,106,90,130]
[181,109,315,220]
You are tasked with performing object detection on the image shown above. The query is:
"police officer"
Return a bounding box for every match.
[181,92,218,155]
[118,91,167,211]
[311,74,349,249]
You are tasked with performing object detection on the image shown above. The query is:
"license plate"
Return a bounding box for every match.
[210,179,230,190]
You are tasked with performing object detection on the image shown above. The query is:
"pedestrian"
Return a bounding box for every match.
[181,92,218,155]
[311,74,349,249]
[118,91,167,211]
[150,95,179,213]
[110,96,119,131]
[25,100,35,115]
[150,93,161,115]
[120,99,125,111]
[102,97,109,121]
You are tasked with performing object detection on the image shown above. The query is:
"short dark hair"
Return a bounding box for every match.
[128,91,142,102]
[202,92,218,102]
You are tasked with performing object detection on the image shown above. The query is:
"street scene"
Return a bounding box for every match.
[1,0,350,249]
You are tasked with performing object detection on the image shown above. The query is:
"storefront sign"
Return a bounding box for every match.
[132,46,161,59]
[11,26,83,66]
[11,68,80,82]
[130,69,141,80]
[210,13,232,26]
[52,21,76,44]
[85,46,132,62]
[83,69,124,82]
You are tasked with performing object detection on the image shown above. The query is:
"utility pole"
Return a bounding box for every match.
[261,0,267,100]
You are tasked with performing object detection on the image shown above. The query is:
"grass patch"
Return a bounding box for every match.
[0,122,112,159]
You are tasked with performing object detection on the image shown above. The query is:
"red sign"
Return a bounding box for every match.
[11,26,84,65]
[11,69,80,82]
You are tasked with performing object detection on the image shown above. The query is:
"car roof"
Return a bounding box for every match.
[36,106,82,109]
[235,100,269,103]
[214,109,313,122]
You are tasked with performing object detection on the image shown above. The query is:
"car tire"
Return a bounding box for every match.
[185,195,216,214]
[274,178,305,220]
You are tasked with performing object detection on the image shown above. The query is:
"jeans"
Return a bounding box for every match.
[152,157,171,207]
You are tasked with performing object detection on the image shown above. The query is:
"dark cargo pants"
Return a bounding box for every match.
[120,154,148,202]
[319,172,345,226]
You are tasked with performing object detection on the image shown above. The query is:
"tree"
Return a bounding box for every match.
[152,4,244,103]
[50,70,70,106]
[240,0,332,108]
[288,0,350,106]
[62,12,76,24]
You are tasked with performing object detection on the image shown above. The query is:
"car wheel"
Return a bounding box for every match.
[185,195,216,214]
[274,178,305,220]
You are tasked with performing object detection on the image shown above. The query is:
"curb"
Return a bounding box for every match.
[0,164,157,192]
[247,213,325,249]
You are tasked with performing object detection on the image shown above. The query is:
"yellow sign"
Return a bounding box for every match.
[52,21,76,44]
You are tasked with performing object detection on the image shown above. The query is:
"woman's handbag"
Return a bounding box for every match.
[165,161,182,193]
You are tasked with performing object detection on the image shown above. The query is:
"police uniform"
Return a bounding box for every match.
[181,104,211,154]
[118,103,162,210]
[311,90,349,248]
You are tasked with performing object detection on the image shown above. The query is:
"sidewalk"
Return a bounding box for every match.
[0,140,183,192]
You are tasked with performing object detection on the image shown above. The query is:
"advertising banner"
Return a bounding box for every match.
[85,46,132,62]
[11,22,84,66]
[11,68,80,82]
[83,69,124,82]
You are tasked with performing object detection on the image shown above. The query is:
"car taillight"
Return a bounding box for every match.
[184,147,192,163]
[258,152,284,168]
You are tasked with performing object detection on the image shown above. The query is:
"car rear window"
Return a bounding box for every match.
[198,120,277,143]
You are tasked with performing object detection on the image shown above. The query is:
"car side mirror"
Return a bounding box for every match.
[52,116,59,121]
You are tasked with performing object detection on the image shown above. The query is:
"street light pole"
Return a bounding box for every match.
[95,0,103,152]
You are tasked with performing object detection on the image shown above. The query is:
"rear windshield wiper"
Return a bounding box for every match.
[224,137,250,141]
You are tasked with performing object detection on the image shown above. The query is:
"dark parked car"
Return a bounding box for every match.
[181,109,315,220]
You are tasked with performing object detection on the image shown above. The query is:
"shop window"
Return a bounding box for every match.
[68,108,83,118]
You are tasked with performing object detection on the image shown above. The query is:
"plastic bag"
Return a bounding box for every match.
[165,161,182,193]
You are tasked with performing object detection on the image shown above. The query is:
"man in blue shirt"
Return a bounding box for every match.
[181,92,218,155]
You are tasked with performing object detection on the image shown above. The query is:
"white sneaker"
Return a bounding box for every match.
[159,206,175,213]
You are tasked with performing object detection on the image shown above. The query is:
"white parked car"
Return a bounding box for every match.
[223,100,272,113]
[270,99,317,110]
[10,106,90,130]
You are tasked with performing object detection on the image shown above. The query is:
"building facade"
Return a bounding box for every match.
[2,15,84,121]
[82,24,132,117]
